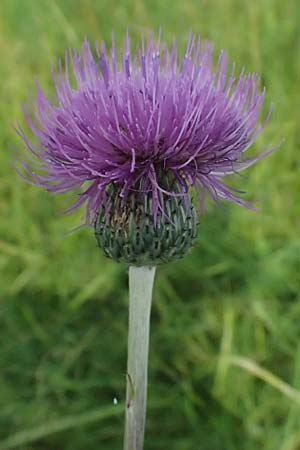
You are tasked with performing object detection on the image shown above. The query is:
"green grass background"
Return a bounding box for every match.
[0,0,299,449]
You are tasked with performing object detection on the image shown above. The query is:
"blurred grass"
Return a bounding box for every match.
[0,0,299,449]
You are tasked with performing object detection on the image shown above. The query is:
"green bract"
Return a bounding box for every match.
[94,184,198,266]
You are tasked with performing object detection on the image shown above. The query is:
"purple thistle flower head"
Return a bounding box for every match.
[15,31,275,225]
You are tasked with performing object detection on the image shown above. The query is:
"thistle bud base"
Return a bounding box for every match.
[94,186,198,266]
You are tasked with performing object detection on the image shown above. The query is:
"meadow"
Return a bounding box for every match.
[0,0,299,449]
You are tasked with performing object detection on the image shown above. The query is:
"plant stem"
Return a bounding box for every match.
[123,266,156,450]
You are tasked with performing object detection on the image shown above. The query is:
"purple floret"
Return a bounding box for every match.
[15,31,277,224]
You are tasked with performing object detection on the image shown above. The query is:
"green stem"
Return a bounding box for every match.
[123,266,156,450]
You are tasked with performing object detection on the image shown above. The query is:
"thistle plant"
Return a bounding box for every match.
[14,31,277,450]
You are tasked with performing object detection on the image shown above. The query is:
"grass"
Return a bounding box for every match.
[0,0,299,448]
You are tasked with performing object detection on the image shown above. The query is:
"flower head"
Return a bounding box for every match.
[15,32,275,220]
[15,31,277,264]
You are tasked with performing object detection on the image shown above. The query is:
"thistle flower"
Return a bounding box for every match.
[14,31,279,450]
[15,31,275,264]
